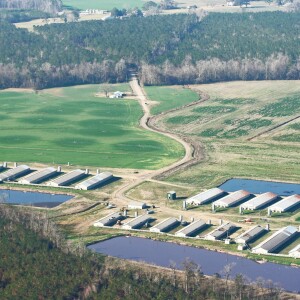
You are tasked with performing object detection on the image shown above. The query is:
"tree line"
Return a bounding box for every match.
[0,0,62,14]
[0,11,299,89]
[0,204,285,299]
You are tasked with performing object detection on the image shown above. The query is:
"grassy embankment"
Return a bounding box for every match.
[0,84,184,169]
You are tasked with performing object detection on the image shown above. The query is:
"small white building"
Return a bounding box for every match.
[109,91,124,99]
[128,201,147,210]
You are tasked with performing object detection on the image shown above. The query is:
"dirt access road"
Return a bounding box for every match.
[112,77,206,204]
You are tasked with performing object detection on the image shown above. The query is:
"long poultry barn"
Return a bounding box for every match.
[48,169,86,187]
[122,214,152,230]
[289,244,300,259]
[213,190,250,209]
[252,226,298,254]
[0,165,30,182]
[94,212,123,227]
[186,188,225,206]
[150,217,179,233]
[240,192,278,212]
[267,195,300,215]
[235,225,266,244]
[19,167,57,184]
[175,219,206,237]
[75,172,113,190]
[205,222,236,241]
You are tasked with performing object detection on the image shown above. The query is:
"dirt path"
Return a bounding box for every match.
[112,78,207,204]
[247,114,300,141]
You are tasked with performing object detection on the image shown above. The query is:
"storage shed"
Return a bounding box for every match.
[75,172,113,190]
[167,191,176,200]
[252,226,297,254]
[150,217,179,233]
[49,169,86,187]
[94,212,122,227]
[128,201,147,210]
[267,195,300,215]
[186,188,225,206]
[0,165,31,182]
[240,192,278,212]
[205,222,236,241]
[235,225,266,244]
[122,214,151,230]
[19,167,57,184]
[175,219,206,237]
[213,190,250,209]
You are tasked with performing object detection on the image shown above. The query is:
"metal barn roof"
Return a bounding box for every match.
[122,214,151,229]
[240,192,278,210]
[49,169,85,186]
[289,244,300,258]
[0,165,30,182]
[175,219,206,237]
[150,217,179,232]
[19,167,57,184]
[94,212,122,227]
[186,188,225,205]
[128,201,147,209]
[75,172,113,190]
[235,225,265,244]
[205,222,236,240]
[253,226,297,254]
[268,195,300,212]
[214,190,250,208]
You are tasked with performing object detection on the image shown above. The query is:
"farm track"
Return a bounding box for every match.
[112,78,208,203]
[247,114,300,141]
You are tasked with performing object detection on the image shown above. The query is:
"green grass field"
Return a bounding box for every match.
[145,81,300,186]
[62,0,144,10]
[144,86,199,115]
[0,85,183,169]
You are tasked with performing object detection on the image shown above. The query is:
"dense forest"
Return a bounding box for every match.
[0,205,287,299]
[0,11,299,88]
[0,0,62,14]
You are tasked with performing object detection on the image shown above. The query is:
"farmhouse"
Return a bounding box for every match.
[109,91,124,99]
[75,172,113,190]
[19,167,57,184]
[150,217,179,233]
[252,226,297,254]
[0,165,31,182]
[186,188,225,206]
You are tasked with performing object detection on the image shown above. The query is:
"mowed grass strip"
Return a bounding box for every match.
[0,85,183,169]
[144,86,199,115]
[62,0,143,10]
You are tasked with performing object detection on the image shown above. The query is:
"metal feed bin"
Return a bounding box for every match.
[167,191,176,200]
